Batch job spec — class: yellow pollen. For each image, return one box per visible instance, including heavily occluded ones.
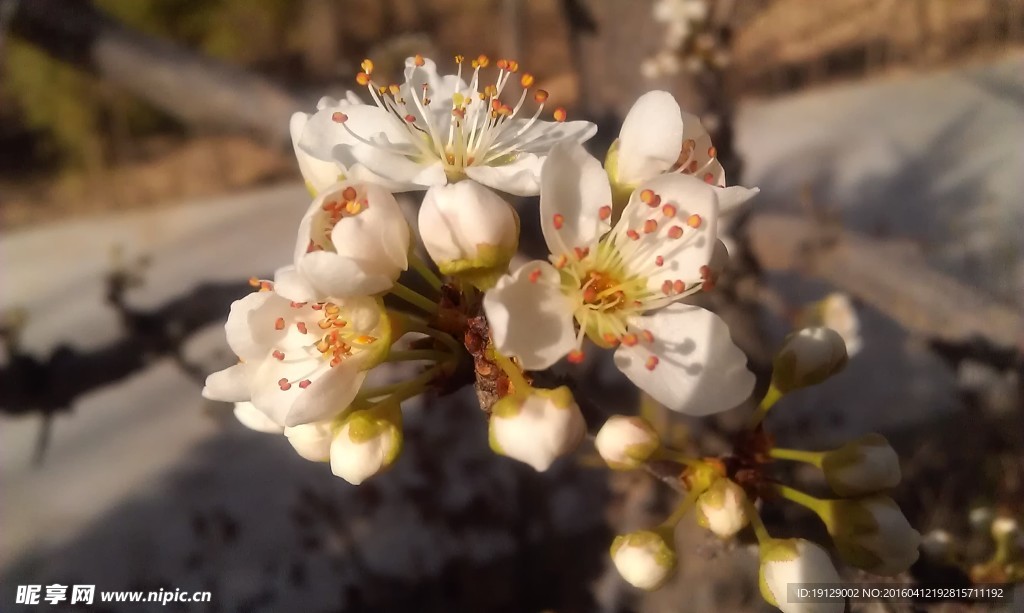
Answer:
[360,59,374,74]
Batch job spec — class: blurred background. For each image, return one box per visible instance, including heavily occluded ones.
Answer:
[1,0,1021,611]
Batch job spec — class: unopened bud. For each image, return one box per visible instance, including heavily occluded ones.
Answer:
[695,478,750,538]
[489,386,585,472]
[821,433,901,496]
[759,538,843,612]
[822,495,921,576]
[594,415,660,470]
[285,421,334,462]
[772,327,849,393]
[330,401,403,485]
[610,530,676,590]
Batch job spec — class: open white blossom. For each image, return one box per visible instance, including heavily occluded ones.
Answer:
[273,182,410,302]
[824,495,921,576]
[297,55,597,196]
[821,433,901,496]
[594,415,661,470]
[201,289,390,427]
[489,386,585,471]
[331,401,403,485]
[611,530,677,590]
[760,538,844,613]
[483,142,756,415]
[606,91,756,216]
[418,180,519,284]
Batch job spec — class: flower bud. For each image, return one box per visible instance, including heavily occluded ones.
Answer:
[992,516,1019,540]
[233,401,285,434]
[797,293,862,357]
[418,181,519,289]
[821,433,901,497]
[285,421,334,462]
[610,530,676,590]
[759,538,843,613]
[823,495,921,576]
[772,327,849,393]
[594,415,660,470]
[695,478,750,539]
[489,386,585,472]
[330,401,403,485]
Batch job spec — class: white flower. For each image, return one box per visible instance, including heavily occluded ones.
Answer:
[759,538,844,613]
[201,289,390,427]
[330,400,403,485]
[821,433,901,497]
[233,401,285,433]
[285,421,334,462]
[418,180,519,285]
[606,91,757,216]
[695,478,750,538]
[297,55,597,196]
[823,495,921,576]
[488,386,585,471]
[772,327,849,393]
[291,93,362,196]
[611,530,676,590]
[483,142,755,415]
[273,181,410,302]
[594,415,660,470]
[797,293,862,357]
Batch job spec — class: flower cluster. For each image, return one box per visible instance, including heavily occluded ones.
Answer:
[201,54,918,612]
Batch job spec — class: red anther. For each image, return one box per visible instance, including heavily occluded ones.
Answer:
[583,287,597,303]
[491,98,502,112]
[668,225,684,239]
[342,186,358,201]
[704,173,715,184]
[533,90,549,103]
[686,214,702,228]
[553,107,567,122]
[672,280,685,294]
[414,54,425,67]
[274,317,286,330]
[643,219,658,234]
[645,356,660,371]
[298,379,312,389]
[331,112,348,123]
[662,280,673,295]
[452,108,466,119]
[311,303,324,310]
[278,378,292,391]
[626,229,640,241]
[655,255,664,267]
[567,349,585,364]
[574,246,590,260]
[528,268,542,284]
[330,356,341,367]
[272,350,285,361]
[622,333,638,347]
[248,276,261,287]
[296,322,308,334]
[598,205,612,220]
[602,332,620,346]
[507,60,519,72]
[404,114,417,123]
[552,213,565,230]
[641,329,655,344]
[356,72,371,86]
[290,301,306,308]
[640,189,656,205]
[662,204,677,218]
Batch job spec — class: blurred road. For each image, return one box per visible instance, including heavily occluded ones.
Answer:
[1,54,1022,610]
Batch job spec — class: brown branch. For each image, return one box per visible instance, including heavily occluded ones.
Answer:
[747,212,1021,351]
[7,0,303,147]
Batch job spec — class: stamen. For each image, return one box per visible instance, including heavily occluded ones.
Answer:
[686,214,702,229]
[553,213,565,230]
[332,112,348,123]
[567,349,585,364]
[274,317,285,331]
[272,350,285,361]
[278,378,292,391]
[622,333,638,347]
[645,356,660,371]
[643,219,658,234]
[662,204,677,217]
[598,205,612,220]
[296,322,308,334]
[528,268,542,283]
[298,379,312,389]
[553,107,567,122]
[668,226,684,239]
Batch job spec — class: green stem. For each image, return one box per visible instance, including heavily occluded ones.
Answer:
[748,383,784,429]
[357,362,449,405]
[743,498,772,545]
[489,346,530,392]
[401,318,465,356]
[389,283,439,314]
[409,252,444,292]
[659,483,705,529]
[651,448,700,467]
[775,484,827,516]
[386,349,450,363]
[769,447,825,467]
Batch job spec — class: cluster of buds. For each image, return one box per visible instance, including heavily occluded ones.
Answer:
[918,510,1024,584]
[199,53,920,612]
[641,0,730,79]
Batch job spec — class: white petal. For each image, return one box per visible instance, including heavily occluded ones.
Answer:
[465,153,544,196]
[233,401,284,433]
[299,103,411,161]
[251,358,366,427]
[679,110,723,186]
[202,364,250,402]
[347,143,447,188]
[616,91,684,184]
[224,291,277,361]
[512,119,598,154]
[483,262,577,370]
[539,142,613,254]
[291,112,344,194]
[299,251,394,298]
[285,421,334,461]
[614,306,754,415]
[715,185,759,216]
[272,265,320,303]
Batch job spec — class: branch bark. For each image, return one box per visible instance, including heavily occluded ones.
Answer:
[7,0,303,147]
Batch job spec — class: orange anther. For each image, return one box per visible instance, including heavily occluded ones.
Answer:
[528,268,542,284]
[296,322,308,334]
[360,59,374,74]
[673,280,685,294]
[641,329,655,344]
[553,107,567,122]
[356,72,371,86]
[414,54,425,67]
[640,189,656,205]
[497,59,508,70]
[552,213,565,230]
[645,356,660,371]
[342,186,358,202]
[643,219,658,234]
[274,317,285,330]
[533,89,549,103]
[622,333,638,347]
[686,214,702,228]
[520,73,535,88]
[567,349,585,364]
[248,276,261,287]
[476,54,490,67]
[598,205,611,220]
[668,225,684,239]
[662,204,677,217]
[626,229,640,241]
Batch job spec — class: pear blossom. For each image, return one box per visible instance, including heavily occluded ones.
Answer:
[594,415,661,470]
[488,386,585,471]
[759,538,844,613]
[202,288,391,427]
[418,180,519,285]
[273,181,410,302]
[611,530,677,590]
[285,421,334,462]
[606,91,756,218]
[823,495,921,576]
[772,327,849,393]
[797,293,862,357]
[291,93,362,196]
[330,400,403,485]
[695,478,750,538]
[483,142,756,415]
[233,401,285,434]
[821,433,901,497]
[296,55,597,196]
